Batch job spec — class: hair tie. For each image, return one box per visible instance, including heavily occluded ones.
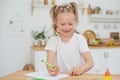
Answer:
[66,5,69,9]
[60,7,63,11]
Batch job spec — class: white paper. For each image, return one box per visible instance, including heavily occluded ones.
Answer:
[25,71,69,80]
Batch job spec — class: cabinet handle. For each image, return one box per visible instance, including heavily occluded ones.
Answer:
[104,52,106,58]
[107,52,109,58]
[104,51,109,58]
[104,52,105,58]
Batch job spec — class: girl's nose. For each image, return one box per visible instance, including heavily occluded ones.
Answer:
[64,25,70,29]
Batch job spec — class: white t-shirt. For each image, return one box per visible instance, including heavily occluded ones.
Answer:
[45,33,89,73]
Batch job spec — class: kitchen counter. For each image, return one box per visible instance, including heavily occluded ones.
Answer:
[32,45,120,51]
[0,71,120,80]
[89,45,120,49]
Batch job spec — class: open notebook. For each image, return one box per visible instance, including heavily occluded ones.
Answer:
[25,71,69,80]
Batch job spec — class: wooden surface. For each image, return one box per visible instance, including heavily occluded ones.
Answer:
[0,71,120,80]
[32,46,45,51]
[32,46,120,51]
[89,45,120,49]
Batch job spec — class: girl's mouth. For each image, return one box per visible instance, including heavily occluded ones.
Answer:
[62,30,71,33]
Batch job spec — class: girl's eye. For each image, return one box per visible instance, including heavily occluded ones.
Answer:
[69,23,73,25]
[61,24,65,26]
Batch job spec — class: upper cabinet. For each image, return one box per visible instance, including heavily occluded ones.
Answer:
[88,14,120,23]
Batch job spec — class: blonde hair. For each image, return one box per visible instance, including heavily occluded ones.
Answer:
[50,2,79,35]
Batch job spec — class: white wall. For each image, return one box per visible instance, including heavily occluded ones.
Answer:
[0,0,33,77]
[0,0,120,77]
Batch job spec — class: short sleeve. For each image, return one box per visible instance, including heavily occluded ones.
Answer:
[78,35,89,53]
[45,36,57,52]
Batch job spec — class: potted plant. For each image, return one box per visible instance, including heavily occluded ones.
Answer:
[37,28,46,47]
[32,26,51,47]
[94,6,101,14]
[35,27,47,47]
[32,31,40,47]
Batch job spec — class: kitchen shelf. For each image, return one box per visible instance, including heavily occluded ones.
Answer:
[32,46,45,51]
[31,2,53,15]
[88,14,120,23]
[31,1,86,15]
[32,4,52,7]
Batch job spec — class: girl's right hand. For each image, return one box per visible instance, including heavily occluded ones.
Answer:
[47,66,60,76]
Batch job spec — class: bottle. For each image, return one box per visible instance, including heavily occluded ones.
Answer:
[87,4,92,15]
[103,68,112,80]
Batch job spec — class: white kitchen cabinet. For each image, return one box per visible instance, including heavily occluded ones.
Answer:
[32,49,47,71]
[106,48,120,74]
[87,48,120,74]
[86,49,103,74]
[32,47,120,74]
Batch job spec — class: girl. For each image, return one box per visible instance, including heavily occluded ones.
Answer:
[45,2,94,76]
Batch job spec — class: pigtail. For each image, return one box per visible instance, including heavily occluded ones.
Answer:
[50,5,58,35]
[70,2,79,24]
[50,5,57,22]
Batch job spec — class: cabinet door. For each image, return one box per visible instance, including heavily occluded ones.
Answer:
[98,49,109,74]
[86,49,104,74]
[107,48,120,74]
[88,48,120,74]
[34,50,47,71]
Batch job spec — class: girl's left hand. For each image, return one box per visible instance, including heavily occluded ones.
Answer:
[69,67,83,76]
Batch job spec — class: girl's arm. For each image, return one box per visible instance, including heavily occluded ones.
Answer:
[46,50,59,76]
[69,51,94,76]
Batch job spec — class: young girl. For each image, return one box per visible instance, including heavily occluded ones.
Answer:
[45,2,94,76]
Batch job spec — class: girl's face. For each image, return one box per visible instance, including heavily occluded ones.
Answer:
[56,12,76,37]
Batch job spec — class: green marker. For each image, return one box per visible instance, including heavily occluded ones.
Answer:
[41,59,56,69]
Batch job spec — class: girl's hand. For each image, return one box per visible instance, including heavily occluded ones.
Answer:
[69,67,83,76]
[47,66,60,76]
